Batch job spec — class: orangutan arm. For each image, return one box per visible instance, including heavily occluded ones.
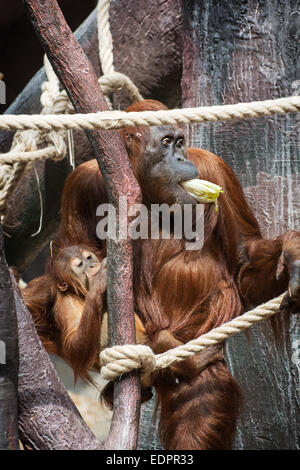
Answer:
[238,231,300,312]
[55,259,107,379]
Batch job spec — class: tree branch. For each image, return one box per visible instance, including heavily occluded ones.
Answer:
[0,224,18,450]
[2,0,183,272]
[22,0,141,449]
[12,273,103,450]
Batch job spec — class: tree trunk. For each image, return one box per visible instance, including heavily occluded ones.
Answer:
[0,225,19,450]
[137,396,161,450]
[182,0,300,449]
[13,273,103,450]
[23,0,144,449]
[2,0,183,272]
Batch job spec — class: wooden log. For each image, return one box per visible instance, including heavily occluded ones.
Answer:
[0,225,18,450]
[182,0,300,449]
[2,0,183,272]
[12,273,103,449]
[23,0,143,450]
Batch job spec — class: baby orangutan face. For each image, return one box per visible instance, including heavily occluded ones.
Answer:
[69,248,101,288]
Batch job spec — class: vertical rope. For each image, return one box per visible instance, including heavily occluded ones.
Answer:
[0,0,144,225]
[97,0,115,75]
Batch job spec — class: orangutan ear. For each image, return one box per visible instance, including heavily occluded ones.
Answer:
[125,131,143,148]
[125,133,133,144]
[57,282,68,292]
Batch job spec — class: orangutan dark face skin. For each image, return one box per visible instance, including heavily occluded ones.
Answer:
[136,126,199,206]
[61,246,101,288]
[58,99,300,450]
[22,244,107,381]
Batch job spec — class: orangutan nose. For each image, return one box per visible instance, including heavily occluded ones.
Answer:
[86,263,101,278]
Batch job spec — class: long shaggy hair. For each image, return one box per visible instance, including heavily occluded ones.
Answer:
[58,99,290,449]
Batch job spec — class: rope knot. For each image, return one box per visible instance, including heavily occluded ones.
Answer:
[100,344,156,381]
[99,72,143,103]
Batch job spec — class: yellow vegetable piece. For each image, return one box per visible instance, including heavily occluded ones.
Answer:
[180,179,223,212]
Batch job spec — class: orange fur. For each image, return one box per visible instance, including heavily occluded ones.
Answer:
[59,99,300,449]
[23,243,105,380]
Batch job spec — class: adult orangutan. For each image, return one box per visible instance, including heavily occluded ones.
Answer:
[59,99,300,450]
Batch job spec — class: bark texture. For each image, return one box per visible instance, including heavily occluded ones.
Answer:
[182,0,300,449]
[13,274,103,450]
[2,0,183,272]
[0,226,19,450]
[23,0,142,449]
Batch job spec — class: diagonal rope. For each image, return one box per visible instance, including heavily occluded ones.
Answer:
[100,292,286,381]
[0,2,298,381]
[0,0,142,224]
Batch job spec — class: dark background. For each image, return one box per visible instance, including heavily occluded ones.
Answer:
[0,0,97,113]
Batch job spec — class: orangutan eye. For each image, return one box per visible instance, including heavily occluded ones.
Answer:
[71,257,83,269]
[82,250,93,260]
[162,136,173,146]
[176,138,184,147]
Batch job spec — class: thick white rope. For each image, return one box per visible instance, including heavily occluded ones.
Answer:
[0,0,142,221]
[97,0,143,108]
[100,292,286,381]
[97,0,114,76]
[0,0,295,387]
[0,146,59,165]
[0,55,69,220]
[0,0,298,216]
[98,72,143,105]
[0,96,299,132]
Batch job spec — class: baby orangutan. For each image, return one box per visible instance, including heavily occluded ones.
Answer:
[22,244,147,383]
